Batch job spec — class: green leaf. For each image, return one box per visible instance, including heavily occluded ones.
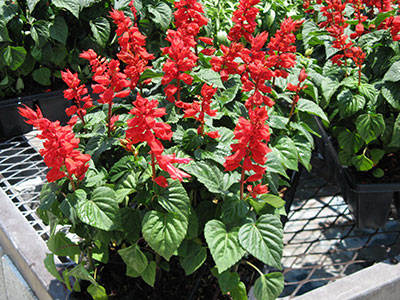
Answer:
[265,151,288,178]
[44,254,64,282]
[147,3,172,30]
[293,134,312,172]
[178,239,207,275]
[231,281,248,300]
[120,208,141,243]
[217,271,240,294]
[269,115,288,130]
[87,284,108,300]
[372,168,384,178]
[337,130,363,153]
[76,187,121,231]
[258,194,285,209]
[382,81,400,110]
[384,61,400,82]
[118,244,148,274]
[31,20,50,48]
[215,75,241,106]
[47,231,80,257]
[39,183,58,210]
[238,215,283,269]
[157,179,191,219]
[68,264,97,286]
[389,114,400,148]
[0,46,26,71]
[204,220,245,273]
[141,261,156,287]
[0,20,11,42]
[27,0,41,11]
[338,90,365,118]
[90,17,110,47]
[53,0,81,18]
[297,98,328,122]
[272,136,298,171]
[321,78,341,105]
[50,16,68,45]
[194,68,224,89]
[356,113,385,144]
[253,272,284,300]
[139,68,163,82]
[32,67,51,86]
[221,197,250,224]
[352,153,374,171]
[369,148,385,165]
[359,83,377,103]
[142,210,188,260]
[182,161,240,195]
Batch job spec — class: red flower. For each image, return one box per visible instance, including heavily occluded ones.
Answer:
[61,69,93,125]
[18,105,90,184]
[228,0,260,42]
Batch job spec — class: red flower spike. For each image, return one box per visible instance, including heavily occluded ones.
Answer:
[154,176,168,187]
[18,105,90,184]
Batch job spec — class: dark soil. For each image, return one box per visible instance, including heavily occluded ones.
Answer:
[351,152,400,184]
[70,249,257,300]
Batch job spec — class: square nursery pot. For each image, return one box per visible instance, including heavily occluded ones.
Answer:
[0,90,70,139]
[313,116,399,228]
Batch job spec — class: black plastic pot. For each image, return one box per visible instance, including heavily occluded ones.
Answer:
[314,117,399,228]
[0,90,70,139]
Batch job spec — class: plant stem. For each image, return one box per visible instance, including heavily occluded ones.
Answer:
[107,102,112,138]
[87,247,94,271]
[151,152,156,181]
[240,166,245,201]
[245,260,264,277]
[177,79,181,103]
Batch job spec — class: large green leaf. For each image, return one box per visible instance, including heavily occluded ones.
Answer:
[238,215,283,269]
[217,271,240,294]
[76,187,121,231]
[87,284,108,300]
[32,67,51,86]
[271,136,298,171]
[382,81,400,110]
[337,130,363,153]
[293,134,312,172]
[157,179,190,219]
[178,239,207,275]
[52,0,81,18]
[182,161,240,195]
[141,261,156,287]
[0,46,26,71]
[337,89,365,118]
[297,98,328,122]
[215,75,241,106]
[68,263,97,285]
[47,231,80,257]
[31,20,50,48]
[194,68,224,89]
[231,281,248,300]
[142,210,188,260]
[44,254,64,283]
[356,113,385,144]
[147,3,172,30]
[118,244,148,274]
[0,20,11,42]
[253,272,284,300]
[27,0,41,11]
[351,153,374,171]
[384,61,400,82]
[389,114,400,148]
[221,197,250,224]
[265,151,288,178]
[204,220,245,273]
[49,16,68,45]
[90,17,110,47]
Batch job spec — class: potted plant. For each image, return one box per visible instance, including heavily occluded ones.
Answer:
[17,0,327,299]
[298,0,400,228]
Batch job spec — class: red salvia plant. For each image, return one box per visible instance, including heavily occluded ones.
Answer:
[18,105,90,189]
[61,69,93,127]
[125,93,191,187]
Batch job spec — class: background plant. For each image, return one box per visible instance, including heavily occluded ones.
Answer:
[298,0,400,179]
